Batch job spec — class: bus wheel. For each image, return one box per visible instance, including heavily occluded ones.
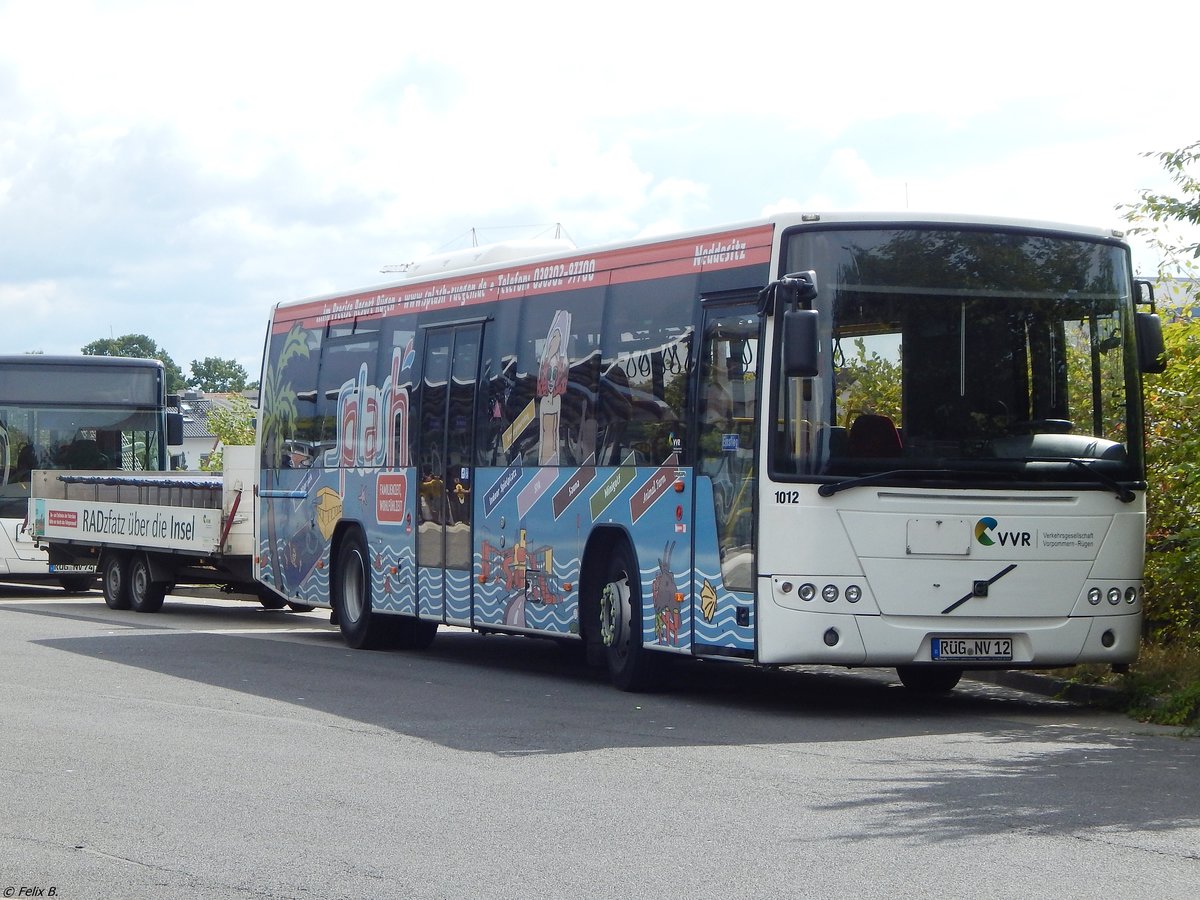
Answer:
[101,554,131,610]
[395,617,438,650]
[59,574,96,593]
[287,602,316,613]
[897,666,963,693]
[128,555,167,613]
[258,592,287,610]
[334,531,390,650]
[597,544,659,692]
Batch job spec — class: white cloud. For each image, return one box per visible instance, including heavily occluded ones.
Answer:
[0,0,1196,370]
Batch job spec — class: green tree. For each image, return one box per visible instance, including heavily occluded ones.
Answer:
[189,356,250,393]
[201,394,257,472]
[1142,318,1200,646]
[1118,139,1200,645]
[1119,139,1200,279]
[82,334,187,393]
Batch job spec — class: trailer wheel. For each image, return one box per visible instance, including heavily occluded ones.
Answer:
[596,542,660,692]
[333,531,392,650]
[101,554,131,610]
[128,554,167,613]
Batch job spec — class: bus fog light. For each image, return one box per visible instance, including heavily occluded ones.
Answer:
[823,628,840,647]
[1125,587,1137,604]
[845,585,862,603]
[799,583,816,602]
[780,581,794,594]
[1101,629,1116,648]
[1107,588,1121,606]
[1087,588,1102,605]
[822,584,839,602]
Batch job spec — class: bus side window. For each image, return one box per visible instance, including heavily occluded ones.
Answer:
[602,281,692,466]
[384,321,417,468]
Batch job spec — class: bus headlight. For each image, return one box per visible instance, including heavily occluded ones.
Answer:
[845,585,862,603]
[1107,588,1122,606]
[1125,587,1137,604]
[1088,588,1102,606]
[822,584,839,602]
[798,583,816,602]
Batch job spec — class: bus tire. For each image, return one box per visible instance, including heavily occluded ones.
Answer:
[896,665,963,693]
[334,531,391,650]
[597,542,659,692]
[128,554,167,613]
[287,602,316,613]
[395,617,438,650]
[101,553,131,610]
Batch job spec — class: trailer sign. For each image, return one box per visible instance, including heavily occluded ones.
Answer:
[32,499,221,554]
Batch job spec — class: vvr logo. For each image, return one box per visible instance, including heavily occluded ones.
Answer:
[975,517,1032,547]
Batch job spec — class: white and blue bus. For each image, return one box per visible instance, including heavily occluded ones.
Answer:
[0,355,177,591]
[255,212,1164,691]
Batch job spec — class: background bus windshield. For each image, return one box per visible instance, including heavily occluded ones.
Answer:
[776,227,1141,482]
[0,361,166,520]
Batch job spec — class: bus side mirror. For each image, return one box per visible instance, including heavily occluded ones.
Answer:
[1136,311,1166,374]
[783,308,820,378]
[167,411,184,445]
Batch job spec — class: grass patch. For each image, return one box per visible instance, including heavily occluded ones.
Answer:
[1054,642,1200,732]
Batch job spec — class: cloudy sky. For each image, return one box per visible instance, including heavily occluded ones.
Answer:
[1,0,1195,381]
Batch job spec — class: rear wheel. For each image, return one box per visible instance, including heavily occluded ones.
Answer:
[394,617,438,650]
[597,542,659,692]
[334,531,393,650]
[128,554,167,613]
[101,554,131,610]
[897,665,963,693]
[256,592,286,614]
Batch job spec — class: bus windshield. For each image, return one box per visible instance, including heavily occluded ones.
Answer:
[0,359,168,521]
[775,226,1142,483]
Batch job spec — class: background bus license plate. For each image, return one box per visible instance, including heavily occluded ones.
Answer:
[931,637,1013,661]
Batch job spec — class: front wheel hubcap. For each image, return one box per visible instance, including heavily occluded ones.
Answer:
[599,578,627,648]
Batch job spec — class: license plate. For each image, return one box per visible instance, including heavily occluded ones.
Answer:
[931,637,1013,662]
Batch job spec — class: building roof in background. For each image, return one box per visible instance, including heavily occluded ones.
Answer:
[168,390,257,439]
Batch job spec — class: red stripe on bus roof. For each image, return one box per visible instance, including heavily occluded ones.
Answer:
[271,223,774,332]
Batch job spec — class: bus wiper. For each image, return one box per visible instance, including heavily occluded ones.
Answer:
[1025,457,1136,504]
[817,469,957,498]
[818,461,1137,502]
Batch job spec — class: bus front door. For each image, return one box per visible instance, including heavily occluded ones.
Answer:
[695,299,761,595]
[416,323,482,624]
